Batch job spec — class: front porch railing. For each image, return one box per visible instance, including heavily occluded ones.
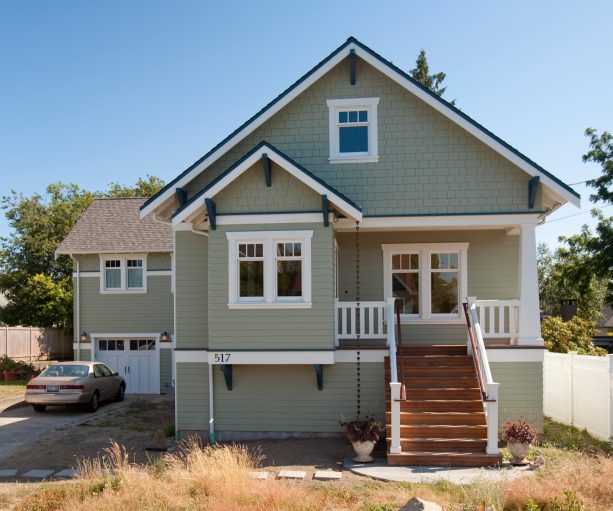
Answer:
[335,300,388,345]
[473,299,520,340]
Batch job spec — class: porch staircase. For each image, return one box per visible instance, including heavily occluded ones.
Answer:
[384,345,502,467]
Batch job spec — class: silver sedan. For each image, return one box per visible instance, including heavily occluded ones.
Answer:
[25,361,126,413]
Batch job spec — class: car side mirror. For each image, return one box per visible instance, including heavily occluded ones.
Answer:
[113,372,119,376]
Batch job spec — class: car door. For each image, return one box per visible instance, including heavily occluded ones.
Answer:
[93,364,112,400]
[99,363,119,398]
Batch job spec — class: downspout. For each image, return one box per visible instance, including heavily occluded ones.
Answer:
[73,256,80,362]
[208,362,216,444]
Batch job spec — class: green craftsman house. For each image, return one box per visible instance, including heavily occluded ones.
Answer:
[58,38,580,466]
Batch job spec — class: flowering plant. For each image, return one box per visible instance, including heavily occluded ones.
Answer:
[502,419,536,444]
[340,417,382,443]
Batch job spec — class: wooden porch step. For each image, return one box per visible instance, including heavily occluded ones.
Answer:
[384,355,473,367]
[386,437,488,452]
[386,424,488,438]
[387,451,502,467]
[397,345,467,356]
[397,377,479,388]
[391,366,476,376]
[386,411,485,426]
[389,400,484,412]
[386,388,482,400]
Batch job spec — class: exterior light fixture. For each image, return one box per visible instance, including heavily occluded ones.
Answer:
[160,331,170,342]
[80,331,89,343]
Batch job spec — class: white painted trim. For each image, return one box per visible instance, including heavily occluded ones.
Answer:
[327,97,379,163]
[516,224,544,346]
[336,214,541,231]
[58,249,172,255]
[159,342,173,349]
[334,350,388,363]
[99,254,148,294]
[208,351,335,365]
[74,271,171,278]
[217,213,332,226]
[170,146,362,227]
[141,41,578,220]
[226,230,314,240]
[228,302,313,309]
[485,348,544,363]
[174,222,209,236]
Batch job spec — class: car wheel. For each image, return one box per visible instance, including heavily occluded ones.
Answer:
[32,404,46,413]
[87,391,100,413]
[115,383,125,402]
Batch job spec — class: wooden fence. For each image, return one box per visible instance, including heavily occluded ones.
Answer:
[0,327,73,361]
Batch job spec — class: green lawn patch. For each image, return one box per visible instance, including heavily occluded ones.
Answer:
[542,416,613,454]
[0,379,27,400]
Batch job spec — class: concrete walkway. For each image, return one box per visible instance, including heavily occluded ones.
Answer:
[343,458,533,484]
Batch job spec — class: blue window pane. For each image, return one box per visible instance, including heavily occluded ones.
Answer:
[338,111,348,123]
[359,110,368,122]
[348,111,358,122]
[339,126,368,153]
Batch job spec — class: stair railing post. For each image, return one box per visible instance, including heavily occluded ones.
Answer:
[466,296,477,356]
[389,382,402,454]
[386,297,401,454]
[485,382,500,455]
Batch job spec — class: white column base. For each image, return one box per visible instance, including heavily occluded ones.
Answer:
[485,382,500,455]
[389,382,402,454]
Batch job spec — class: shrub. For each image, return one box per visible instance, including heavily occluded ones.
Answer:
[542,316,606,355]
[0,356,18,372]
[340,417,382,443]
[502,419,537,444]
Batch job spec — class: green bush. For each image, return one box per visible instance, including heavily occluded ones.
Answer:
[542,316,606,356]
[0,355,18,372]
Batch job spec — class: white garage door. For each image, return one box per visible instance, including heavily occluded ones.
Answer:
[95,338,159,394]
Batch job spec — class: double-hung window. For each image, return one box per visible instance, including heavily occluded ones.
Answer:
[382,243,468,322]
[327,98,379,163]
[228,231,312,308]
[100,255,146,293]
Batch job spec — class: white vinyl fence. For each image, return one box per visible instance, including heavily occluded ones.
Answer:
[544,351,613,440]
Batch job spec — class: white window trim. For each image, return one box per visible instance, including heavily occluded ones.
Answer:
[227,231,313,309]
[99,254,147,294]
[382,243,468,323]
[327,97,379,163]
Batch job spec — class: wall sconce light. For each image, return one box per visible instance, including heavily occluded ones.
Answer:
[80,331,89,343]
[160,331,170,342]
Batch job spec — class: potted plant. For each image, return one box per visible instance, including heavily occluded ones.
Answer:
[0,356,20,381]
[341,417,382,463]
[502,419,536,465]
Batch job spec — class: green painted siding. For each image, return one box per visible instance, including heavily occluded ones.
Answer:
[74,253,170,272]
[214,161,322,214]
[213,363,384,433]
[208,223,335,350]
[160,349,172,393]
[176,362,209,432]
[148,253,172,271]
[175,231,208,349]
[79,276,173,333]
[79,348,92,361]
[491,361,543,433]
[185,57,537,216]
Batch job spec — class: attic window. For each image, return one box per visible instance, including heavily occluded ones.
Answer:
[327,97,379,164]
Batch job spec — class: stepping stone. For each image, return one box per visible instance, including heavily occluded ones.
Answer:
[0,470,18,477]
[21,469,55,479]
[277,470,306,480]
[54,469,76,478]
[313,470,342,481]
[249,471,268,480]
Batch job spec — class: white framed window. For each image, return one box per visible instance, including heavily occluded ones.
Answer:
[227,231,313,309]
[100,254,147,293]
[382,243,468,322]
[327,97,379,163]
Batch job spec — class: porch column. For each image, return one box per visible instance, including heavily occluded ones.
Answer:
[516,223,543,346]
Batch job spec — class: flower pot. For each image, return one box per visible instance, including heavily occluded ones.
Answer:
[3,371,19,381]
[352,440,376,463]
[507,440,531,464]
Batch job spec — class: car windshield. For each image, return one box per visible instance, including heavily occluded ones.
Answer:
[40,365,89,378]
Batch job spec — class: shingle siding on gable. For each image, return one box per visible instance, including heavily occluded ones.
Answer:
[214,161,322,214]
[185,57,536,216]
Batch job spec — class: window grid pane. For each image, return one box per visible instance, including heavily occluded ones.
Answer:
[239,260,264,297]
[277,260,302,297]
[105,268,121,289]
[127,268,143,288]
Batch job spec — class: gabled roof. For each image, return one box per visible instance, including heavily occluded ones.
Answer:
[141,37,580,220]
[56,198,173,255]
[172,141,362,227]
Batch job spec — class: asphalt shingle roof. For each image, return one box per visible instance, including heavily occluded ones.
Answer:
[56,198,173,255]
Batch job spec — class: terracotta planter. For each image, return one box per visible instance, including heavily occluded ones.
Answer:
[352,440,376,463]
[3,371,19,381]
[507,440,531,464]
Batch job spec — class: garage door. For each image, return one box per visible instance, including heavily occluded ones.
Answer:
[95,338,159,394]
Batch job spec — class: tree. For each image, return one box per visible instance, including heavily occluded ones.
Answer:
[409,49,456,105]
[0,177,165,329]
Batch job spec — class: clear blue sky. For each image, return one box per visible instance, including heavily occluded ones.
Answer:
[1,1,612,247]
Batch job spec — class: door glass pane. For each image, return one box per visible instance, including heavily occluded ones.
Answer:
[147,340,156,351]
[392,273,419,314]
[107,340,116,351]
[277,261,302,297]
[139,340,147,350]
[339,126,368,153]
[99,340,107,351]
[239,261,264,297]
[431,272,459,314]
[116,340,124,351]
[130,340,138,351]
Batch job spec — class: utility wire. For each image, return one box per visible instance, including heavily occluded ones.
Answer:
[546,204,613,223]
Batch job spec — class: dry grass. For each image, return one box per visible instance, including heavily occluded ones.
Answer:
[0,380,26,400]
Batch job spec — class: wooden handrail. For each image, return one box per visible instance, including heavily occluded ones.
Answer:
[395,301,407,401]
[462,302,487,401]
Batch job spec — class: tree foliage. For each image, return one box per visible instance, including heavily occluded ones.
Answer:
[409,49,456,105]
[0,176,165,329]
[542,316,606,356]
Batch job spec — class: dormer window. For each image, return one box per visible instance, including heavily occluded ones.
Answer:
[327,97,379,164]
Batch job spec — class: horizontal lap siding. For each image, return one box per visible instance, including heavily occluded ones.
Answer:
[491,362,543,432]
[185,58,536,216]
[75,253,171,272]
[147,253,172,271]
[79,277,173,333]
[213,363,384,432]
[208,223,335,350]
[80,349,92,361]
[175,232,208,349]
[160,349,172,393]
[176,362,209,431]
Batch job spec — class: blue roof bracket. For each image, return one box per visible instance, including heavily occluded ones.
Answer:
[349,49,356,85]
[262,153,272,187]
[314,364,323,391]
[322,194,329,227]
[219,364,232,391]
[175,188,187,208]
[205,198,217,230]
[528,176,540,209]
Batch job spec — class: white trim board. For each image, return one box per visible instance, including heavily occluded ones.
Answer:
[141,40,579,221]
[485,348,544,363]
